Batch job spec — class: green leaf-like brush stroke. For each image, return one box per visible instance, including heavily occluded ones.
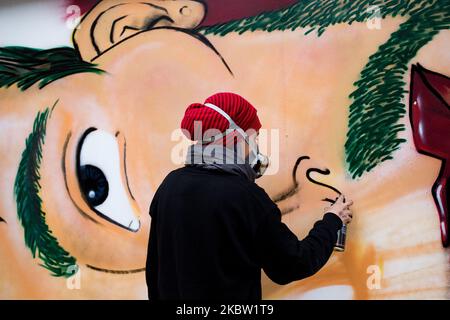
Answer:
[200,0,449,178]
[0,46,103,91]
[14,103,78,277]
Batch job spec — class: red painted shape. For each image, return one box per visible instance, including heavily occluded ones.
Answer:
[65,0,97,15]
[66,0,299,26]
[199,0,299,26]
[410,64,450,247]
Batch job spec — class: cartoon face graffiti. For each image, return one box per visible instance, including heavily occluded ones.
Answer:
[0,0,449,299]
[0,24,235,299]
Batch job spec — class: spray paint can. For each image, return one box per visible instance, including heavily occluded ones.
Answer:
[334,224,347,252]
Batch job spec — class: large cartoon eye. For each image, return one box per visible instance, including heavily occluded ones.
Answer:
[77,128,140,232]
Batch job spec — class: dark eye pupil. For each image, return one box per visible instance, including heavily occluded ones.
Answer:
[78,165,109,207]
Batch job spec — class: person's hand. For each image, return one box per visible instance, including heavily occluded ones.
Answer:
[324,194,353,225]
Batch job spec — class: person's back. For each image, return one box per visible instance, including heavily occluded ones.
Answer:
[147,165,268,300]
[146,92,353,300]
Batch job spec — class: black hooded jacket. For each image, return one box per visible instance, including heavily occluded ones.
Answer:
[146,165,343,300]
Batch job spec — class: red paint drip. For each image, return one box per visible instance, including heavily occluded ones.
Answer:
[410,64,450,247]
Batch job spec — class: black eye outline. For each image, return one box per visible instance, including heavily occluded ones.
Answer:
[76,127,138,232]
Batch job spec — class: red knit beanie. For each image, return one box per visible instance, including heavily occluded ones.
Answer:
[181,92,262,141]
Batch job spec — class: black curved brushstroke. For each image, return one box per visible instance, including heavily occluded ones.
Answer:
[122,136,136,201]
[142,2,170,14]
[110,15,127,44]
[305,167,342,204]
[91,26,234,76]
[90,2,175,56]
[115,131,136,200]
[86,264,145,274]
[272,155,344,216]
[90,3,127,56]
[272,156,310,203]
[0,217,5,223]
[62,132,99,224]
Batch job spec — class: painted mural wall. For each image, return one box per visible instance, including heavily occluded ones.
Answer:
[0,0,449,299]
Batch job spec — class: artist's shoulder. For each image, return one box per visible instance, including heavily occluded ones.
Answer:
[235,178,277,209]
[155,167,187,190]
[166,166,188,177]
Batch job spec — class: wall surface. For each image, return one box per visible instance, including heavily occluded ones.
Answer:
[0,0,449,299]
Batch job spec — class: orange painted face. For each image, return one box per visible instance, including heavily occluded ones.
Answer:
[0,27,236,299]
[1,1,449,299]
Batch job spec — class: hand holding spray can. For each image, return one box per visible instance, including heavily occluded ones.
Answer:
[323,194,353,252]
[308,166,353,252]
[333,195,352,251]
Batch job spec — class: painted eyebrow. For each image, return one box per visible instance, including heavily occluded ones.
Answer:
[14,101,78,278]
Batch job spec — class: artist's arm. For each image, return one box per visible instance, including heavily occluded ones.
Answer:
[255,195,352,285]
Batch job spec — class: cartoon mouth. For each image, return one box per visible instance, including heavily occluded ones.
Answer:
[86,264,145,274]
